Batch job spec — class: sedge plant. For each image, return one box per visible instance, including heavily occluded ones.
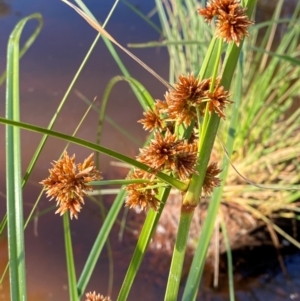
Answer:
[6,1,299,301]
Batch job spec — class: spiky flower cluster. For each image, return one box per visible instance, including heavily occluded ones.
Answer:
[40,152,102,219]
[139,74,231,132]
[85,292,111,301]
[138,130,198,180]
[125,169,160,211]
[202,162,222,195]
[126,72,226,211]
[198,0,253,46]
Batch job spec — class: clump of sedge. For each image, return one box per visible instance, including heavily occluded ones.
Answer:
[127,71,227,211]
[42,1,245,216]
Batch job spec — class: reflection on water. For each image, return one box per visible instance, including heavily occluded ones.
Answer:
[0,0,299,300]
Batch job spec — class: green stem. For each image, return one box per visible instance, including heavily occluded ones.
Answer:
[199,39,223,149]
[220,221,235,301]
[117,187,171,301]
[164,208,194,301]
[184,113,221,206]
[210,39,223,92]
[63,214,78,301]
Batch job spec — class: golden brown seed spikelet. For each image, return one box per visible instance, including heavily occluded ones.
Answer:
[85,291,112,301]
[166,74,210,126]
[137,130,197,180]
[40,152,102,219]
[174,141,198,180]
[125,169,160,211]
[216,4,253,46]
[155,99,169,112]
[125,186,160,211]
[198,1,218,22]
[138,130,178,171]
[202,162,222,195]
[205,82,232,118]
[198,0,253,46]
[165,91,196,127]
[138,106,164,132]
[171,74,206,103]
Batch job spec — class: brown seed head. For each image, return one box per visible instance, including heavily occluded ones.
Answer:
[203,162,222,195]
[125,169,160,211]
[198,0,219,22]
[205,81,232,118]
[172,74,206,102]
[173,140,198,180]
[40,152,102,219]
[138,106,164,132]
[85,291,112,301]
[199,0,253,46]
[166,75,211,126]
[137,130,198,180]
[138,130,179,171]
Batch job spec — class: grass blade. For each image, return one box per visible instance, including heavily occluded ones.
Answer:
[63,214,78,301]
[76,190,126,297]
[220,220,235,301]
[5,13,42,301]
[117,187,171,301]
[122,0,162,34]
[0,14,43,86]
[74,91,142,147]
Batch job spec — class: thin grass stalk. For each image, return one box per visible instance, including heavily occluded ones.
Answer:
[63,214,78,301]
[5,14,43,301]
[77,190,126,297]
[220,220,235,301]
[117,186,172,301]
[0,216,7,236]
[122,0,162,33]
[88,195,114,297]
[93,73,150,296]
[92,72,156,298]
[91,70,157,296]
[74,90,142,147]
